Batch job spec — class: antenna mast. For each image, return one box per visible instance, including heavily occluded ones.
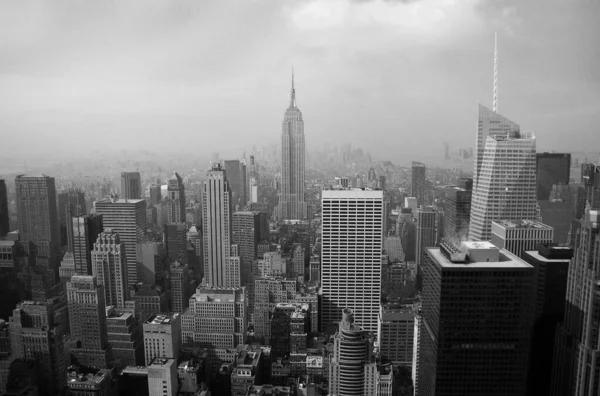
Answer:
[493,32,498,113]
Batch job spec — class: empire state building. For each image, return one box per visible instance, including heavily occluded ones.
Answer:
[278,75,307,221]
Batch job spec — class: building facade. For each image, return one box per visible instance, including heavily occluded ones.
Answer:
[536,153,571,200]
[120,172,142,200]
[166,172,185,224]
[91,230,129,308]
[490,219,554,258]
[411,162,426,207]
[143,313,181,365]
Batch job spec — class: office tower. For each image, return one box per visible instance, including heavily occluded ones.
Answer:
[328,308,376,396]
[143,313,181,365]
[202,163,237,287]
[416,206,437,268]
[384,236,404,262]
[539,184,573,243]
[490,220,554,257]
[91,230,129,308]
[278,74,307,222]
[232,211,268,285]
[10,301,66,396]
[71,214,104,275]
[378,305,415,369]
[418,241,535,396]
[95,197,147,285]
[131,284,168,320]
[106,307,144,367]
[442,179,472,241]
[470,107,538,241]
[379,175,386,191]
[224,160,246,210]
[57,188,86,220]
[181,286,247,370]
[164,223,188,265]
[15,174,61,269]
[226,244,241,289]
[0,180,9,237]
[253,277,296,341]
[521,244,573,396]
[248,155,260,205]
[166,172,185,223]
[536,153,571,200]
[411,162,426,206]
[147,358,178,396]
[138,241,166,287]
[321,188,383,335]
[291,244,305,280]
[308,255,320,283]
[398,211,416,262]
[149,184,162,206]
[169,261,189,313]
[66,275,112,369]
[404,197,418,214]
[65,367,113,396]
[156,203,168,229]
[551,208,600,396]
[121,172,142,200]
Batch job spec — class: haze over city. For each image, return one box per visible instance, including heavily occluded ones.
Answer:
[1,0,599,165]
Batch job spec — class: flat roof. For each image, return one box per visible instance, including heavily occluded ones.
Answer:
[322,189,383,198]
[493,219,552,229]
[522,250,571,263]
[428,247,533,269]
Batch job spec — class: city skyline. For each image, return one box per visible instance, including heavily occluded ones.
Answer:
[0,1,598,162]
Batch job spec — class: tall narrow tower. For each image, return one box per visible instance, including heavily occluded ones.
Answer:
[166,172,185,223]
[278,73,307,221]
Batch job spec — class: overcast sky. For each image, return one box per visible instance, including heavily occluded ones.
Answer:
[1,0,598,163]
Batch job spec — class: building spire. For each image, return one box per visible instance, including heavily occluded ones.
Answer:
[290,67,296,108]
[493,31,498,113]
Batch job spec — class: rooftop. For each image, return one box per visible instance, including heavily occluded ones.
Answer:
[149,357,175,367]
[428,243,533,269]
[493,219,553,229]
[67,370,110,387]
[145,313,178,325]
[522,250,572,263]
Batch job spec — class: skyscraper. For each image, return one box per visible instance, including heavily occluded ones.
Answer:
[143,313,181,365]
[169,261,189,313]
[418,241,535,395]
[164,223,188,265]
[57,188,86,226]
[95,197,147,285]
[321,188,383,334]
[442,178,472,242]
[536,153,571,200]
[91,230,129,308]
[224,160,246,210]
[490,220,554,258]
[121,172,142,200]
[551,208,600,396]
[411,162,426,207]
[15,174,61,269]
[232,211,267,286]
[66,275,112,369]
[278,74,307,221]
[0,180,8,238]
[469,115,537,241]
[202,164,237,287]
[328,308,377,396]
[149,184,162,206]
[166,172,185,224]
[71,214,104,275]
[416,206,437,269]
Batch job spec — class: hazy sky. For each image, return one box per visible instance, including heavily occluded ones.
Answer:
[1,0,598,163]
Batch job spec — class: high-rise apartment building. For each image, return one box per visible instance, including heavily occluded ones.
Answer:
[71,214,103,275]
[91,230,129,308]
[0,180,8,237]
[321,188,383,335]
[166,172,185,223]
[521,244,573,396]
[411,162,426,207]
[490,220,554,258]
[169,261,189,313]
[66,275,112,369]
[442,178,472,242]
[378,305,415,369]
[10,300,66,396]
[181,286,247,370]
[95,198,147,285]
[469,109,537,241]
[120,172,142,200]
[328,308,377,396]
[536,153,571,200]
[143,313,181,365]
[15,174,61,269]
[418,241,535,395]
[551,208,600,396]
[278,75,307,221]
[202,164,238,287]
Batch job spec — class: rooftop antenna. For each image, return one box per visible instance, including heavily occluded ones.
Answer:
[493,31,498,113]
[290,67,296,108]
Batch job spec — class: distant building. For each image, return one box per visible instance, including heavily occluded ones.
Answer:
[15,174,61,269]
[120,172,142,200]
[417,241,535,395]
[253,277,296,341]
[169,261,190,313]
[138,241,166,287]
[224,160,247,211]
[71,214,104,276]
[130,284,168,320]
[147,358,178,396]
[536,153,571,200]
[166,172,185,224]
[149,184,162,206]
[143,313,181,365]
[490,220,554,258]
[378,305,415,369]
[411,162,426,207]
[91,230,129,308]
[95,198,147,285]
[442,180,472,242]
[0,180,9,238]
[308,256,320,284]
[164,223,188,265]
[232,211,268,286]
